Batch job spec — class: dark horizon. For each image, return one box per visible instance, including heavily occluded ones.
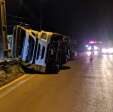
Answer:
[6,0,113,42]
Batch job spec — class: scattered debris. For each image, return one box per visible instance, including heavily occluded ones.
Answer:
[0,59,24,87]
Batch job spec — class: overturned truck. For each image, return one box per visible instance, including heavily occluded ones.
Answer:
[12,25,71,73]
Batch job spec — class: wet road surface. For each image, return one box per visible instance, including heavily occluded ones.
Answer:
[0,55,113,112]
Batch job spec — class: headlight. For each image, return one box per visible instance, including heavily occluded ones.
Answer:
[94,46,98,50]
[102,48,108,53]
[108,48,113,53]
[102,48,113,54]
[87,46,92,51]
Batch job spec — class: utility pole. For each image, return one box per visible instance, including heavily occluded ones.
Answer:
[0,0,8,58]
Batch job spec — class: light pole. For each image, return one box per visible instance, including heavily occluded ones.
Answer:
[0,0,8,58]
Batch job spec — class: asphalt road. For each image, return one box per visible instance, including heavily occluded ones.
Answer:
[0,55,113,112]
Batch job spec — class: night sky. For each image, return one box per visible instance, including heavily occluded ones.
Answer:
[6,0,113,41]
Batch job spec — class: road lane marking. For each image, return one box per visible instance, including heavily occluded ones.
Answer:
[0,75,33,99]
